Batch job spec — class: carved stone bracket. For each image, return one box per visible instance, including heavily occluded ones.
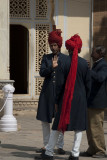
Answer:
[0,80,14,90]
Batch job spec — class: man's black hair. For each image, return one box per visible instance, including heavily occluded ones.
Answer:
[95,45,106,57]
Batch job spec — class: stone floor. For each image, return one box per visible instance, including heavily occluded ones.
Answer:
[0,110,107,160]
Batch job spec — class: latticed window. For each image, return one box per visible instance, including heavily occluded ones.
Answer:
[35,24,50,95]
[35,78,44,95]
[35,24,50,72]
[10,0,30,18]
[36,0,48,18]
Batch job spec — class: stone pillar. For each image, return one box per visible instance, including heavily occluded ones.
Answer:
[0,0,9,79]
[0,0,10,117]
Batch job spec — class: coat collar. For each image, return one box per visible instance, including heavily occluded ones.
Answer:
[94,57,103,64]
[92,58,104,69]
[52,52,61,57]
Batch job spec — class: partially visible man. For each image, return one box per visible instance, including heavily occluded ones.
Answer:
[41,34,91,160]
[36,30,67,155]
[81,45,107,158]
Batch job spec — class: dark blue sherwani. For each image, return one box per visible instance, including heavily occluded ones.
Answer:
[88,58,107,108]
[36,53,68,123]
[52,54,91,131]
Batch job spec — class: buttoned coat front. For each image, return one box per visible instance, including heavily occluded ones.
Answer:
[52,55,91,131]
[36,53,68,123]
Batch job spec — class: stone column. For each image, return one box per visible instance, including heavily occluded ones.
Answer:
[0,0,10,118]
[0,0,9,79]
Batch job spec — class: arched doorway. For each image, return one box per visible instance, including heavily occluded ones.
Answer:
[10,25,29,94]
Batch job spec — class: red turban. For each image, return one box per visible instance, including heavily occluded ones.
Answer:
[65,34,82,52]
[48,30,62,48]
[58,34,82,132]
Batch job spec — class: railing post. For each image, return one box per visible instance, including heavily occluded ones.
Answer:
[0,84,17,132]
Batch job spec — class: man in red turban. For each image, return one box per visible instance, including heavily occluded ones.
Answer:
[35,30,68,158]
[41,34,91,160]
[48,30,62,48]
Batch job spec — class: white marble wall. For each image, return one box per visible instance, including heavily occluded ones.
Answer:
[0,0,9,79]
[53,0,91,61]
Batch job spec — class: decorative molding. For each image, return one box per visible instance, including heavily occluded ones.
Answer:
[13,100,38,106]
[10,0,30,18]
[13,99,38,111]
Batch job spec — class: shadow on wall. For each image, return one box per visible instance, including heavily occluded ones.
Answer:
[62,17,107,62]
[93,17,107,61]
[55,0,90,17]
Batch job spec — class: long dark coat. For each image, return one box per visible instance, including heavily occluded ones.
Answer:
[52,54,91,131]
[88,58,107,108]
[36,53,68,123]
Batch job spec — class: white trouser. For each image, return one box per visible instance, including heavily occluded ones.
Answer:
[42,122,64,148]
[56,131,64,149]
[45,130,82,157]
[71,131,82,157]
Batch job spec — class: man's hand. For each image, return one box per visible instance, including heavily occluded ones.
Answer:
[55,104,58,112]
[52,55,58,68]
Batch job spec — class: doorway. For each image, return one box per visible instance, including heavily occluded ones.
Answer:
[10,25,29,94]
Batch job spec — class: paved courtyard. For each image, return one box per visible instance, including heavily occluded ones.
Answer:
[0,110,107,160]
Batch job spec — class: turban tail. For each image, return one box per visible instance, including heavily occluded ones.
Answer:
[48,30,62,48]
[58,34,82,132]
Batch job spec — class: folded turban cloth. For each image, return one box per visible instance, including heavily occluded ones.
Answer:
[58,34,82,132]
[48,30,62,48]
[65,34,82,52]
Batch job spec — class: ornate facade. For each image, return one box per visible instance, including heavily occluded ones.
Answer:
[9,0,53,107]
[0,0,91,109]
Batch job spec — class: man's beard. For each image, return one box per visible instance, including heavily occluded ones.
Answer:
[53,50,58,54]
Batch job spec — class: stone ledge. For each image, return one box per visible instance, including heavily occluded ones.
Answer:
[13,99,38,111]
[0,80,14,90]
